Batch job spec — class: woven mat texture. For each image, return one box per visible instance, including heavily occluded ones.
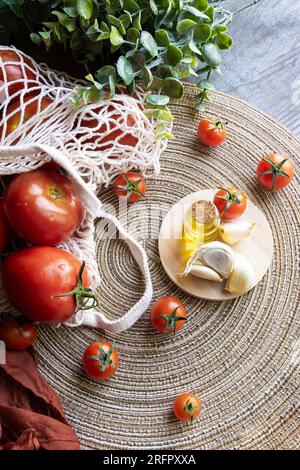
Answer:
[35,85,300,450]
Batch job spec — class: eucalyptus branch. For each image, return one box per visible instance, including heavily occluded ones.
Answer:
[0,0,263,138]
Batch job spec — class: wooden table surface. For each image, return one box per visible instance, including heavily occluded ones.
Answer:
[13,0,300,137]
[210,0,300,137]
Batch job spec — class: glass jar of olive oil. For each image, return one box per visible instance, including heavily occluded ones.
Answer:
[182,200,220,260]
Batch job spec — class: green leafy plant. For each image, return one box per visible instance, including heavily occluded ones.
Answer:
[0,0,263,138]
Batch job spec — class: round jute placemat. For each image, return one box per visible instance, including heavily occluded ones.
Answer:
[35,85,300,450]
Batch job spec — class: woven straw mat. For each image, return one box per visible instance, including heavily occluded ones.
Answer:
[35,85,300,450]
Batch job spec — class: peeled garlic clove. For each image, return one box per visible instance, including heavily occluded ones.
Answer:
[190,263,223,282]
[198,241,235,279]
[225,253,256,295]
[219,221,256,245]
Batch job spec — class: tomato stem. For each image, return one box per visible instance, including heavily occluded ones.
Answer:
[259,158,290,191]
[53,261,99,311]
[213,118,227,130]
[216,187,242,216]
[157,307,187,334]
[86,342,114,372]
[117,175,145,199]
[184,399,200,423]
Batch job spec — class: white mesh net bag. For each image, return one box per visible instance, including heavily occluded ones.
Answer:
[0,46,169,332]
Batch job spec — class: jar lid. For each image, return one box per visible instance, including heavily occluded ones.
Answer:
[191,200,218,224]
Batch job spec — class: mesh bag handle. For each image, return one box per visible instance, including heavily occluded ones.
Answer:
[0,144,153,332]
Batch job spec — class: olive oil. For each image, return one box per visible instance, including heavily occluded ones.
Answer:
[182,200,220,260]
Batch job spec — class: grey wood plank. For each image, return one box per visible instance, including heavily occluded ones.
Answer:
[207,0,300,137]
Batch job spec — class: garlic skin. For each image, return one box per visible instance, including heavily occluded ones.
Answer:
[197,241,235,279]
[189,262,223,282]
[225,253,256,295]
[219,221,256,245]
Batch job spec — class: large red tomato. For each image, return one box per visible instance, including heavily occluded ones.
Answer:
[80,104,138,151]
[0,199,8,252]
[3,169,83,245]
[0,50,36,97]
[1,246,94,323]
[1,94,52,139]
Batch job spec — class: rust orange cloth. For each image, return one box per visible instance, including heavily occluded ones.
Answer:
[0,349,80,450]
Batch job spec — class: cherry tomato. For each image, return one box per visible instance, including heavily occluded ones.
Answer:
[1,246,95,323]
[0,199,8,252]
[257,153,294,191]
[0,50,36,97]
[80,104,138,151]
[3,169,83,245]
[113,172,146,203]
[198,118,227,147]
[83,341,119,381]
[213,187,247,221]
[1,94,52,139]
[151,296,187,334]
[0,318,37,350]
[173,392,202,423]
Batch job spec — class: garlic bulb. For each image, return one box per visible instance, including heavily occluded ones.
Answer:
[197,241,235,278]
[189,262,222,282]
[219,221,256,245]
[225,253,256,294]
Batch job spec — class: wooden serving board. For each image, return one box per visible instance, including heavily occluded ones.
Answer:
[158,189,274,300]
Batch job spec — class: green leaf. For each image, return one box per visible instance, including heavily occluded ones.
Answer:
[163,77,183,99]
[189,39,201,56]
[185,6,209,19]
[216,33,233,50]
[202,43,221,66]
[124,0,140,13]
[143,66,153,88]
[215,26,228,34]
[71,30,82,51]
[195,101,206,112]
[214,66,223,77]
[176,19,197,35]
[198,79,214,90]
[101,21,110,32]
[157,109,174,122]
[194,24,211,42]
[63,6,78,18]
[108,15,126,35]
[133,10,141,30]
[127,27,140,42]
[204,5,214,22]
[96,32,110,41]
[109,75,115,98]
[155,29,170,47]
[30,33,42,45]
[140,31,158,57]
[149,0,158,15]
[76,0,93,20]
[110,26,124,46]
[166,44,183,66]
[146,94,170,106]
[96,65,116,84]
[193,0,208,11]
[117,56,134,85]
[3,0,22,17]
